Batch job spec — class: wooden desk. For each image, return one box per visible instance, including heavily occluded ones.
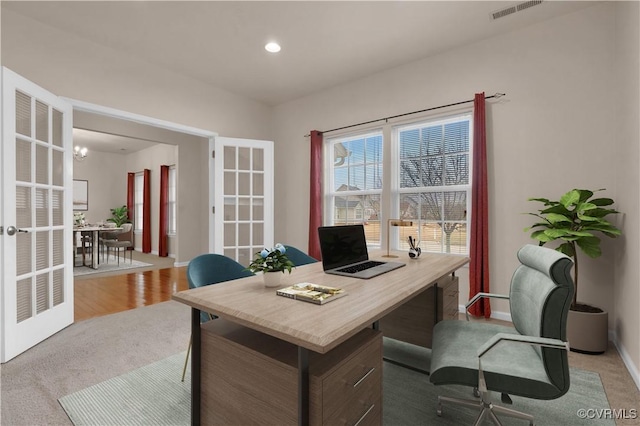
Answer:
[172,251,468,425]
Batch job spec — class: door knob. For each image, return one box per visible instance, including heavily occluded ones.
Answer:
[5,226,29,236]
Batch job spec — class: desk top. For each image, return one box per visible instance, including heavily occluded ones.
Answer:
[172,251,468,354]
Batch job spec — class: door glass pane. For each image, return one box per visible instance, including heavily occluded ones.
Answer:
[224,200,236,221]
[16,278,32,323]
[253,199,264,221]
[224,248,236,259]
[52,149,63,186]
[36,273,49,314]
[16,186,32,229]
[224,223,236,246]
[224,172,236,195]
[52,190,63,226]
[35,101,49,142]
[36,144,48,184]
[36,188,49,227]
[238,248,252,268]
[238,147,250,170]
[53,229,64,266]
[36,231,49,271]
[16,232,32,276]
[53,269,64,306]
[52,109,63,147]
[16,139,31,183]
[238,172,250,196]
[238,223,250,246]
[224,146,236,169]
[253,223,264,246]
[16,91,31,137]
[253,148,264,171]
[238,198,250,221]
[253,173,264,196]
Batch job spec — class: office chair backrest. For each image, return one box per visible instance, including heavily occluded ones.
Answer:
[509,244,574,393]
[283,245,318,267]
[187,254,255,322]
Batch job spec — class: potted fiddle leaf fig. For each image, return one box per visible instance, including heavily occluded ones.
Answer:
[107,205,131,227]
[525,188,621,353]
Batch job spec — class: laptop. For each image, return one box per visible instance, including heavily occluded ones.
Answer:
[318,224,405,279]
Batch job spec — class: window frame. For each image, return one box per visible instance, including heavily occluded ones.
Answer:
[167,165,177,236]
[134,172,144,233]
[322,109,473,255]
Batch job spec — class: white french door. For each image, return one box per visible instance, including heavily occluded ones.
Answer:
[1,67,74,362]
[210,137,274,267]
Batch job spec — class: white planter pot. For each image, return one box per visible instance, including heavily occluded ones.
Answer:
[567,308,608,354]
[263,271,283,288]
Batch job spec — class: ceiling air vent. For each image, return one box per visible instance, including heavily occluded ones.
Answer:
[491,0,543,20]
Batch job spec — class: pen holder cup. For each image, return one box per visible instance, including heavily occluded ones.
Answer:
[409,247,421,259]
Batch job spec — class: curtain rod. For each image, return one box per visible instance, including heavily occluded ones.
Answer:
[307,92,505,137]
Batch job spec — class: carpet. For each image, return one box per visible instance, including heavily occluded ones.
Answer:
[73,255,152,277]
[59,346,614,426]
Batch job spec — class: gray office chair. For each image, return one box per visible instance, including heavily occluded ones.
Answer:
[429,244,574,426]
[181,253,255,381]
[283,245,318,266]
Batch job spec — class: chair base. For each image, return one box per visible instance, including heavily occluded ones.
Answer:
[437,393,534,426]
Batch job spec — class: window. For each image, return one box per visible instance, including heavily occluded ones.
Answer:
[168,165,177,235]
[396,114,471,254]
[324,112,471,254]
[134,172,144,232]
[326,131,383,245]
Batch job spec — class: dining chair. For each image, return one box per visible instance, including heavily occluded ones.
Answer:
[181,253,255,382]
[103,223,133,265]
[283,245,318,266]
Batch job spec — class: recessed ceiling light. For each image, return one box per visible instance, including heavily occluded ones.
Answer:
[265,42,281,53]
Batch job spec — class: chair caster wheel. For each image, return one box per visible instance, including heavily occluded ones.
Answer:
[473,387,480,398]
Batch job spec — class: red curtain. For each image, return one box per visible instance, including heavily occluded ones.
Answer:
[308,130,323,260]
[158,165,169,257]
[127,172,135,222]
[468,92,491,318]
[142,169,151,253]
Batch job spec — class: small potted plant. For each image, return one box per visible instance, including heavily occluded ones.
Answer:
[525,188,621,353]
[247,243,295,288]
[107,205,130,227]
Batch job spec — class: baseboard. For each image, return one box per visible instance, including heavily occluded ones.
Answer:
[174,260,189,267]
[612,333,640,392]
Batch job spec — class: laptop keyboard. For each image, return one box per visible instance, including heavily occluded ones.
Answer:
[337,261,384,274]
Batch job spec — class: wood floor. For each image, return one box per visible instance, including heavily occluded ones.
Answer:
[74,265,188,322]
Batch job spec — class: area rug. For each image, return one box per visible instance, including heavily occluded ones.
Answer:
[59,349,614,426]
[73,255,152,277]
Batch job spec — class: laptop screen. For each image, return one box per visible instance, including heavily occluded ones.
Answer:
[318,225,369,270]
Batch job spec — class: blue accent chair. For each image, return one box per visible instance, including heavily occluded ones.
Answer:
[429,244,574,425]
[181,253,254,381]
[284,245,318,267]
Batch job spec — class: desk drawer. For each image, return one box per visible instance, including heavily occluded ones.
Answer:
[322,335,382,418]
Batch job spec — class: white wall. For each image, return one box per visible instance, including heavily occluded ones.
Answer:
[273,1,633,352]
[613,1,640,384]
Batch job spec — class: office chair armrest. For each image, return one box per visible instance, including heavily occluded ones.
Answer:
[465,293,509,321]
[477,333,569,358]
[475,333,569,395]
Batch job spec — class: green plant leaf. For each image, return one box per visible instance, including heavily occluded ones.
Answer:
[557,242,575,257]
[527,197,552,204]
[576,189,595,203]
[545,213,572,224]
[539,204,571,215]
[576,236,602,258]
[577,213,600,222]
[532,230,554,242]
[590,197,614,207]
[560,189,581,208]
[576,202,597,213]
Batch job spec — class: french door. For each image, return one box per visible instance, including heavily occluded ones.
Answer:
[1,67,74,362]
[210,137,274,267]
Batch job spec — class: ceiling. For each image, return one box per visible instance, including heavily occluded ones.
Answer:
[3,1,596,154]
[4,1,596,107]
